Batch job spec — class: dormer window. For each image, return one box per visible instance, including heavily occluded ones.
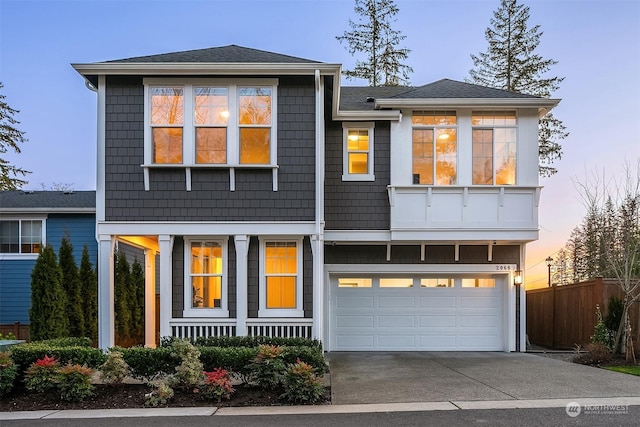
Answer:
[342,122,375,181]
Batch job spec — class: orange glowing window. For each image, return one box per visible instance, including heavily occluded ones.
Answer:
[151,87,183,164]
[195,87,227,164]
[412,111,457,185]
[472,112,517,185]
[265,242,297,309]
[190,241,223,309]
[239,87,272,164]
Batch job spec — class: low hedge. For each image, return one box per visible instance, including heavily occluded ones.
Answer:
[112,346,179,380]
[10,343,107,377]
[193,336,322,350]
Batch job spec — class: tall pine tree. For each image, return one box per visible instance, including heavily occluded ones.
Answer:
[0,82,30,190]
[29,245,68,340]
[58,236,85,337]
[114,251,131,344]
[467,0,567,176]
[79,245,98,345]
[337,0,412,86]
[130,258,145,345]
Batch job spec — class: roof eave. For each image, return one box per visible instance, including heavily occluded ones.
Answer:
[71,62,343,77]
[375,97,561,116]
[0,207,96,214]
[333,110,402,121]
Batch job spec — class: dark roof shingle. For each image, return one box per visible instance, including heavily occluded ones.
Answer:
[0,191,96,210]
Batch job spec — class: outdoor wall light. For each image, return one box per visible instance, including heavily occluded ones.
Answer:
[514,269,523,285]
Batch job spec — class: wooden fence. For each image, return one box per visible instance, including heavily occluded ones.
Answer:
[0,322,30,341]
[526,278,639,349]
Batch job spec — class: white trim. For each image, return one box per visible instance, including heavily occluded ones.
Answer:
[0,217,46,255]
[158,235,175,339]
[96,221,315,236]
[97,75,106,224]
[73,62,342,76]
[0,254,39,261]
[182,237,229,318]
[0,208,94,214]
[258,236,304,318]
[97,236,115,349]
[234,235,250,336]
[342,122,375,181]
[375,97,560,110]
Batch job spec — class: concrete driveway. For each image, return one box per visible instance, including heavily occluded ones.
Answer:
[326,352,640,405]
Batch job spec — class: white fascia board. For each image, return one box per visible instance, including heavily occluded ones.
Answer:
[97,221,316,236]
[71,62,343,77]
[0,208,95,214]
[325,263,517,274]
[324,230,391,242]
[390,229,539,242]
[375,97,560,113]
[333,110,401,121]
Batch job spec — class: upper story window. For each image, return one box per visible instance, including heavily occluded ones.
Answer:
[259,238,304,318]
[342,122,375,181]
[145,79,277,167]
[472,111,517,185]
[0,219,43,254]
[412,111,457,185]
[183,239,229,317]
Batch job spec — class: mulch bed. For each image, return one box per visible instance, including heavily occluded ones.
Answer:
[0,383,330,412]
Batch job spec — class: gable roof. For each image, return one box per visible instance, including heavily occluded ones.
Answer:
[0,191,96,213]
[104,45,321,64]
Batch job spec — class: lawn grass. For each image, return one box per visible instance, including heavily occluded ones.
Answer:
[604,365,640,376]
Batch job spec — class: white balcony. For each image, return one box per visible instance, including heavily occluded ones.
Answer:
[387,185,541,242]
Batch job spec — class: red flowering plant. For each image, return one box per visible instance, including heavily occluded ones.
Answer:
[199,368,234,402]
[25,354,61,393]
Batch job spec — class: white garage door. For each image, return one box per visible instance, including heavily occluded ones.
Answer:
[329,275,504,351]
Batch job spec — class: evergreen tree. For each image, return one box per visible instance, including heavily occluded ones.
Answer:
[58,236,85,337]
[114,251,131,343]
[0,82,30,190]
[467,0,567,177]
[337,0,412,86]
[29,245,68,340]
[79,245,98,345]
[130,258,145,344]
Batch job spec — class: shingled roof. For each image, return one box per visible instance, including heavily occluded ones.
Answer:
[104,45,321,64]
[0,191,96,212]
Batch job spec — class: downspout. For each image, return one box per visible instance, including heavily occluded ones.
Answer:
[313,69,325,345]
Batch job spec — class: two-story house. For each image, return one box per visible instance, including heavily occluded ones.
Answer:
[72,45,558,351]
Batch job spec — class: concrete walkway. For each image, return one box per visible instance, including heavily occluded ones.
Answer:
[326,352,640,404]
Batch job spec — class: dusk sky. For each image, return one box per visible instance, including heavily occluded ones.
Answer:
[1,0,639,287]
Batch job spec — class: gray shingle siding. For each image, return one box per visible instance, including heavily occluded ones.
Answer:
[324,121,390,230]
[104,76,316,222]
[325,244,520,265]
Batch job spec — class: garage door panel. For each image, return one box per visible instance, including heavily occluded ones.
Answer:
[419,314,456,327]
[336,315,374,328]
[459,314,500,327]
[459,296,499,309]
[378,335,415,348]
[336,296,374,309]
[419,296,456,308]
[378,315,415,328]
[419,335,457,348]
[377,296,414,309]
[458,334,502,349]
[336,335,374,349]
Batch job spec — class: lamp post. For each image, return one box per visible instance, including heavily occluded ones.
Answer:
[545,256,553,287]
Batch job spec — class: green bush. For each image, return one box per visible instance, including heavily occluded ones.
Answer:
[37,337,93,348]
[145,377,174,407]
[0,352,18,397]
[195,336,322,349]
[0,332,17,340]
[198,346,258,374]
[168,339,204,389]
[116,346,179,380]
[11,344,106,377]
[58,363,94,402]
[282,346,327,375]
[591,305,613,349]
[25,355,60,393]
[200,368,234,403]
[100,350,130,385]
[248,345,286,390]
[280,359,325,404]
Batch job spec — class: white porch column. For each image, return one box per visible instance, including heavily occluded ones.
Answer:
[234,235,249,336]
[97,235,115,350]
[158,235,174,340]
[144,248,157,348]
[311,235,324,342]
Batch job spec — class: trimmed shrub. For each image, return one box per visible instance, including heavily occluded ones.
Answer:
[37,337,93,348]
[25,355,60,393]
[10,343,106,377]
[100,350,130,385]
[80,245,98,346]
[168,339,205,389]
[145,377,174,407]
[195,336,322,349]
[58,236,85,338]
[282,346,328,375]
[58,363,94,402]
[29,245,68,340]
[117,346,179,380]
[114,252,131,344]
[0,352,18,397]
[200,368,234,402]
[280,359,325,404]
[198,346,258,374]
[248,345,286,390]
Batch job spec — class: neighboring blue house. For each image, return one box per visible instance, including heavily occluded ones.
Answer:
[72,45,560,351]
[0,191,97,328]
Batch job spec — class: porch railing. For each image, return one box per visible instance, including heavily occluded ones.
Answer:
[246,318,314,338]
[170,319,237,339]
[169,318,314,339]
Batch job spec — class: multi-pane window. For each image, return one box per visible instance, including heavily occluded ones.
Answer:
[342,123,374,181]
[412,111,457,185]
[150,87,184,164]
[260,239,303,317]
[146,80,276,167]
[189,241,224,310]
[0,220,43,254]
[472,112,517,185]
[239,87,272,164]
[195,87,228,164]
